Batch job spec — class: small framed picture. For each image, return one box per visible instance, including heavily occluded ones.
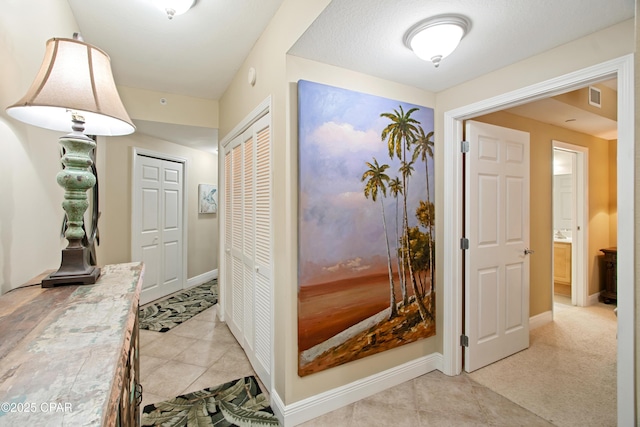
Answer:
[198,184,217,214]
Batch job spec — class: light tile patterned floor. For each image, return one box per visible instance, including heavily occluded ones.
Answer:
[139,304,259,408]
[140,304,551,426]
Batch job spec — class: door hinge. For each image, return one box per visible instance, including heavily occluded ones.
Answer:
[460,237,469,250]
[461,140,470,153]
[460,334,469,347]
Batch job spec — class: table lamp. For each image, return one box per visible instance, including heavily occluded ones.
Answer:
[6,35,135,287]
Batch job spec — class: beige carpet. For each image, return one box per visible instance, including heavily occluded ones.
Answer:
[469,300,617,427]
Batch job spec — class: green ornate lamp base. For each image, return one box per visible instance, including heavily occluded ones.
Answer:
[42,115,101,288]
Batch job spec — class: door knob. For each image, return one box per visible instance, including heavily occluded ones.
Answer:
[524,248,535,255]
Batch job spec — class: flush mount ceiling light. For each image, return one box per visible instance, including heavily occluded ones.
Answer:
[158,0,196,19]
[404,14,470,68]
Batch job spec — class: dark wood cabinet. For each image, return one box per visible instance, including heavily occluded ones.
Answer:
[600,247,617,304]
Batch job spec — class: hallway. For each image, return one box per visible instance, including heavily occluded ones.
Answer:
[139,304,552,426]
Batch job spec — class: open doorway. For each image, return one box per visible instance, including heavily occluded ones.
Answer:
[460,80,619,424]
[443,56,634,425]
[551,141,590,309]
[552,147,576,303]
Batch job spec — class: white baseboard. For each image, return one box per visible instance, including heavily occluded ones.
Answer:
[588,291,602,306]
[186,269,218,289]
[529,310,552,330]
[272,353,443,426]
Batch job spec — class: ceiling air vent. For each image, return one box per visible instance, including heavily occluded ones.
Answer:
[588,86,601,108]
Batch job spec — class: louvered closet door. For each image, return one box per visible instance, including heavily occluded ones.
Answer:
[224,146,234,333]
[252,115,272,383]
[242,129,256,352]
[221,112,272,387]
[231,141,244,333]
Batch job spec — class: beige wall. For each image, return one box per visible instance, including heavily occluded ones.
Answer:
[472,111,615,316]
[219,7,635,408]
[435,19,632,319]
[218,0,332,404]
[553,83,617,122]
[2,0,636,417]
[436,20,634,115]
[118,86,219,128]
[434,18,634,419]
[609,140,618,247]
[0,2,218,293]
[0,0,79,293]
[99,132,218,278]
[219,0,440,405]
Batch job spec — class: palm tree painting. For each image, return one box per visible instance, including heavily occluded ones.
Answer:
[297,80,436,376]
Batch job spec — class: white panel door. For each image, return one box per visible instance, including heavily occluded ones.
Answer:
[465,121,530,372]
[161,161,183,296]
[554,174,573,231]
[138,157,161,300]
[135,155,184,305]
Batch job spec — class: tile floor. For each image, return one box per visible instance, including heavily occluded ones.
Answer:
[140,304,552,426]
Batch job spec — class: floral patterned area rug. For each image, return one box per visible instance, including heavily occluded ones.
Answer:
[141,376,280,426]
[139,280,218,332]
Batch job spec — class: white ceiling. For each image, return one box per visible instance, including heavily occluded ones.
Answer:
[67,0,633,151]
[67,0,284,99]
[289,0,633,93]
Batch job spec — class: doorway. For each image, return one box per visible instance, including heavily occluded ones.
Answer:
[132,148,187,305]
[552,141,589,308]
[442,55,634,425]
[463,120,531,372]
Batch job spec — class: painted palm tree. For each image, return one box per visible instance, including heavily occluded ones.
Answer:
[381,106,428,322]
[362,158,398,319]
[388,176,407,306]
[398,159,422,304]
[412,127,435,295]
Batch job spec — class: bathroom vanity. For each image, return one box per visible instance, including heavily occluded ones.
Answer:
[554,241,572,296]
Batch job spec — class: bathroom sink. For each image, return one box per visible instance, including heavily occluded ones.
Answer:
[554,237,572,243]
[554,230,572,243]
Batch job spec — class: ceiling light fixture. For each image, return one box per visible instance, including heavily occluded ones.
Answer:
[404,14,470,68]
[158,0,196,20]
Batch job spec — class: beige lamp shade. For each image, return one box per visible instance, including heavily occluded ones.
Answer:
[6,37,135,136]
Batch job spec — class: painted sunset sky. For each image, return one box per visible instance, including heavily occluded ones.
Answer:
[298,80,434,287]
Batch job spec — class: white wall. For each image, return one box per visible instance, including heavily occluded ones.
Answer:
[218,0,332,404]
[99,132,218,278]
[0,1,220,293]
[219,4,636,412]
[0,0,79,293]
